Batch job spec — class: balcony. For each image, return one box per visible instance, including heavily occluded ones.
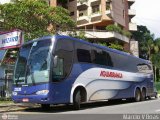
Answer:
[91,0,101,6]
[77,0,88,10]
[127,0,135,3]
[129,22,137,31]
[77,15,89,26]
[84,31,130,43]
[105,10,111,16]
[128,0,135,7]
[91,12,102,18]
[77,15,89,22]
[128,9,136,16]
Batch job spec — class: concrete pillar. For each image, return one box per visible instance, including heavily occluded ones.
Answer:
[101,0,106,18]
[49,0,57,7]
[130,40,139,57]
[123,42,130,52]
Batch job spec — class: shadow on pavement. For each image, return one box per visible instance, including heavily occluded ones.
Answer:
[23,98,158,113]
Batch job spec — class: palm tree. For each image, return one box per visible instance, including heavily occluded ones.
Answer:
[151,38,160,82]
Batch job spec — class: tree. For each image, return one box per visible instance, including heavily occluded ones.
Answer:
[132,25,154,59]
[98,41,124,51]
[132,25,160,81]
[0,0,75,41]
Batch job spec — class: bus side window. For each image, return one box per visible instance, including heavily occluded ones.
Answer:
[91,47,113,67]
[76,42,92,63]
[137,63,152,73]
[77,49,91,63]
[52,39,74,82]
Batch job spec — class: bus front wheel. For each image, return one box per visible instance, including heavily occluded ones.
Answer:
[73,90,81,110]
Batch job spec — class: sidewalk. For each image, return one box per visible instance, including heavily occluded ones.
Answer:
[0,102,38,113]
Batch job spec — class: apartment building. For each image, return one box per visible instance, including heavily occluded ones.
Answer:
[1,0,138,56]
[50,0,138,56]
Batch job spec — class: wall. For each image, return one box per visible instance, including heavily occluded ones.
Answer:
[112,0,126,27]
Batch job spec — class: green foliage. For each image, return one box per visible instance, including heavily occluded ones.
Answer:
[151,53,160,68]
[0,98,12,101]
[0,0,75,41]
[122,30,132,38]
[98,41,124,51]
[69,31,88,40]
[132,25,160,81]
[132,26,153,59]
[106,24,122,33]
[106,24,132,38]
[155,82,160,94]
[108,42,124,51]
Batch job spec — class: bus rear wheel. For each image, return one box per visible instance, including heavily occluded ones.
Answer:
[141,89,146,101]
[134,88,141,102]
[73,90,81,110]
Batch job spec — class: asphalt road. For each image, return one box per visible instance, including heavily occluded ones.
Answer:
[2,98,160,120]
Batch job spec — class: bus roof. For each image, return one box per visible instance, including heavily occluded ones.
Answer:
[23,35,151,64]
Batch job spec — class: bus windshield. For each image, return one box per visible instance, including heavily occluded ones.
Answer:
[14,39,51,85]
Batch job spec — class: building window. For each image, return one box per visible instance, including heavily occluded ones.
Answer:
[106,2,110,10]
[123,10,125,18]
[70,11,74,16]
[92,5,100,14]
[79,10,87,17]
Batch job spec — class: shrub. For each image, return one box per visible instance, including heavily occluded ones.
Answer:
[122,30,132,38]
[106,24,132,38]
[106,24,122,33]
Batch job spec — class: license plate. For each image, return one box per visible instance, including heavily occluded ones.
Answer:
[22,98,29,102]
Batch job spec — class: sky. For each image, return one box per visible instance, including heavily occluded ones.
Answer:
[0,0,10,4]
[0,0,160,38]
[132,0,160,39]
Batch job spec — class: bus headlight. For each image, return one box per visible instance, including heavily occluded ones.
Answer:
[12,91,17,96]
[36,90,49,95]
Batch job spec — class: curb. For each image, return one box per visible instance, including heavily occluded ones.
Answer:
[0,104,15,108]
[0,107,26,113]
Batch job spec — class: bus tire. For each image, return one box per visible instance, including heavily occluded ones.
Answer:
[41,104,50,110]
[134,88,141,102]
[141,88,146,101]
[73,90,81,110]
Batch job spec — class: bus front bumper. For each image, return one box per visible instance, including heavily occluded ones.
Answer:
[12,95,51,104]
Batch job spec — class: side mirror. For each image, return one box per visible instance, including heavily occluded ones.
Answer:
[54,55,58,67]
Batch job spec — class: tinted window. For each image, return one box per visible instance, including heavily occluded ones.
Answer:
[76,42,91,63]
[52,39,74,82]
[92,47,113,67]
[137,63,152,73]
